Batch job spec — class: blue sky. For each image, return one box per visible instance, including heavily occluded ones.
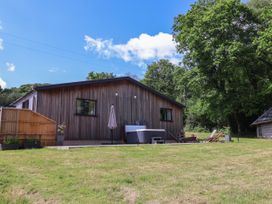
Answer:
[0,0,196,88]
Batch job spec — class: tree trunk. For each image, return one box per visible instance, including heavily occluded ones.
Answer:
[234,113,241,142]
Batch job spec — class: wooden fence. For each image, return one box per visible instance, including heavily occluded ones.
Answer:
[0,108,56,146]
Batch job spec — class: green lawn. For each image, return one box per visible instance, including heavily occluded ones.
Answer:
[0,139,272,204]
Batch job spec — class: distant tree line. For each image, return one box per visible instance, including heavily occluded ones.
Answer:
[0,84,48,107]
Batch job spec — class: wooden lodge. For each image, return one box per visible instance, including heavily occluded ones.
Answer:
[10,77,184,144]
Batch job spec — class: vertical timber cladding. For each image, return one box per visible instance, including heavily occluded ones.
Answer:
[37,80,184,140]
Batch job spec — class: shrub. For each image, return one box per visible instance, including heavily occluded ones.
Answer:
[23,137,41,149]
[25,138,40,143]
[218,126,231,135]
[3,136,19,145]
[184,125,209,133]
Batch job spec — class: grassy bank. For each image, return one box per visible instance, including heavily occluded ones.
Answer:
[0,138,272,203]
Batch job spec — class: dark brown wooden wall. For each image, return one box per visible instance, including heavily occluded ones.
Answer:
[37,81,183,140]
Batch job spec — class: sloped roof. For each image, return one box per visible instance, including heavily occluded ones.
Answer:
[9,90,35,106]
[11,77,185,109]
[251,108,272,126]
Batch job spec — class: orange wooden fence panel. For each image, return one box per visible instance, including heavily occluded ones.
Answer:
[0,108,56,146]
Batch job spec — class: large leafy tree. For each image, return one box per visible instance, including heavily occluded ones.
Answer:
[142,59,183,100]
[87,71,116,80]
[248,0,271,13]
[252,1,272,65]
[173,0,272,134]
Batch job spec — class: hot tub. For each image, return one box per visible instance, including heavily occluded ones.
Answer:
[126,128,166,144]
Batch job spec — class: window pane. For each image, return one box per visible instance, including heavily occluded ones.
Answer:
[76,100,83,114]
[160,109,165,121]
[88,101,96,115]
[22,100,29,109]
[167,110,172,121]
[160,108,172,122]
[76,99,96,116]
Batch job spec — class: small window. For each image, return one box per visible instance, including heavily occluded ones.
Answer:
[22,100,29,109]
[76,98,97,116]
[160,108,173,122]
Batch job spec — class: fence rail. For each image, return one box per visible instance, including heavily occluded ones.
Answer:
[0,108,56,146]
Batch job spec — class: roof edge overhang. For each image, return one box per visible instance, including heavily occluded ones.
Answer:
[9,90,36,106]
[12,77,185,109]
[250,120,272,126]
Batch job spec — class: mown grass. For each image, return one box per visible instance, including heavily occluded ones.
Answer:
[0,138,272,204]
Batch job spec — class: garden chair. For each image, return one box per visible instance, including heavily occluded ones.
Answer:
[207,132,225,142]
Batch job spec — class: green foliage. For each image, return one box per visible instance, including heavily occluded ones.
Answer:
[142,59,184,100]
[184,125,209,133]
[3,136,19,145]
[247,0,272,13]
[23,137,41,149]
[0,83,48,107]
[253,3,272,68]
[87,71,116,80]
[218,126,231,135]
[173,0,272,134]
[0,88,23,107]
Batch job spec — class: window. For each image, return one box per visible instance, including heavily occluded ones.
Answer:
[22,100,29,109]
[76,98,97,116]
[160,108,173,122]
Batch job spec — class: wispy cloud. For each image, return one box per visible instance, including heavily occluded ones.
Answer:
[48,67,58,73]
[6,62,15,72]
[48,67,66,73]
[0,77,7,89]
[0,21,3,50]
[0,39,3,51]
[84,32,181,67]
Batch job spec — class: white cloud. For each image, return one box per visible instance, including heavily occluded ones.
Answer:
[48,67,58,73]
[0,21,3,51]
[48,67,66,73]
[0,38,3,50]
[0,77,7,89]
[84,32,181,67]
[6,62,15,72]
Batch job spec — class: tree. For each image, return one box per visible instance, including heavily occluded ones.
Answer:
[248,0,272,94]
[87,71,116,80]
[173,0,272,134]
[254,4,272,62]
[0,88,22,107]
[247,0,272,13]
[0,83,48,107]
[142,59,183,100]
